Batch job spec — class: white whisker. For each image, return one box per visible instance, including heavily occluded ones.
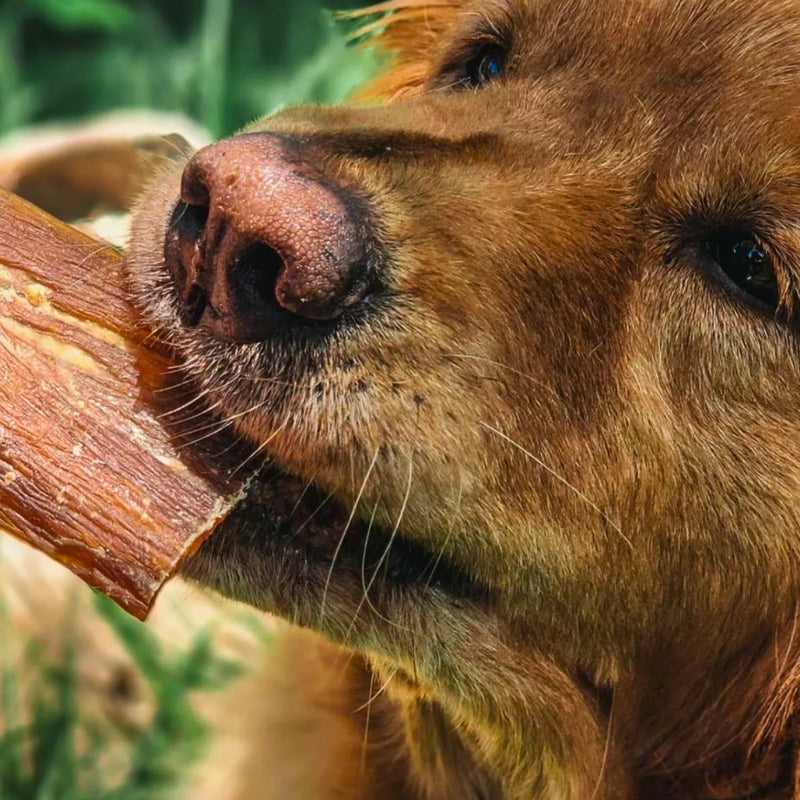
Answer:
[358,454,415,618]
[480,422,632,549]
[319,447,381,625]
[231,421,287,476]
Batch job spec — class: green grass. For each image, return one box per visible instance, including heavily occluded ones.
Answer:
[0,592,248,800]
[2,0,379,138]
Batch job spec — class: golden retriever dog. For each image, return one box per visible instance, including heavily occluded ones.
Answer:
[126,0,800,797]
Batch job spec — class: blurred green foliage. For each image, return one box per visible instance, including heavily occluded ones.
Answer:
[1,0,379,138]
[0,593,249,800]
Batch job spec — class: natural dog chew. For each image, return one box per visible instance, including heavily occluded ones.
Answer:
[0,188,246,620]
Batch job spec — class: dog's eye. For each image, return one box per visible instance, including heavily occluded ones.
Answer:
[462,44,506,88]
[704,230,779,308]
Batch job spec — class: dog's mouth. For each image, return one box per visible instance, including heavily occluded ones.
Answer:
[186,466,488,616]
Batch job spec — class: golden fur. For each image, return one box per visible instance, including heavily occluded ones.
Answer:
[126,1,800,797]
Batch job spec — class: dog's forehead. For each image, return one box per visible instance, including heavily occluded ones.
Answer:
[501,0,796,94]
[509,0,800,54]
[478,0,800,186]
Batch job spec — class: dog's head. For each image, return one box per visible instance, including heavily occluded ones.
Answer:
[127,1,800,796]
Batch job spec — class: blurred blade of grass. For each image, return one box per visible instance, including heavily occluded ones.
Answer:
[236,9,377,120]
[30,634,78,799]
[0,571,23,792]
[0,8,39,132]
[93,592,245,800]
[200,0,232,136]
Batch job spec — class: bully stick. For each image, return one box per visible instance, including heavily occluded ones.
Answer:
[0,189,249,620]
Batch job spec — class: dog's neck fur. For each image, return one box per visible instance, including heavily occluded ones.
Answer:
[367,618,800,800]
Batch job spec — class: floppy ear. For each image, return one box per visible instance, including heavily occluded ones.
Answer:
[344,1,461,100]
[0,115,206,224]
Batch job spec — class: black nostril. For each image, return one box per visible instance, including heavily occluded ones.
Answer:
[165,200,211,325]
[231,244,284,311]
[183,284,208,327]
[172,201,209,243]
[199,244,287,342]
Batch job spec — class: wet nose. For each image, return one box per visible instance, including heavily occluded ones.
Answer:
[164,133,372,343]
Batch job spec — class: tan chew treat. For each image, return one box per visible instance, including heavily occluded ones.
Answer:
[0,189,248,620]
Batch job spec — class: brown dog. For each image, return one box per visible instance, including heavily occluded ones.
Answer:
[126,1,800,797]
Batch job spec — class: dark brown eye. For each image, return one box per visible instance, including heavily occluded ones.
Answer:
[462,43,506,88]
[704,230,779,309]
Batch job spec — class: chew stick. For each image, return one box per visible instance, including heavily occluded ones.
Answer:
[0,189,247,620]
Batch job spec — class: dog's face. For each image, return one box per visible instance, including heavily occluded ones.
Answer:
[128,1,800,796]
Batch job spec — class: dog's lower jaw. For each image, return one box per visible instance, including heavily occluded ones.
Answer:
[183,472,628,800]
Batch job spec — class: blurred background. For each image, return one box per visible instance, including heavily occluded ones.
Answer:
[1,0,375,138]
[0,2,380,798]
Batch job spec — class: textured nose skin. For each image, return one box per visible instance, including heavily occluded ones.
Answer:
[165,133,371,343]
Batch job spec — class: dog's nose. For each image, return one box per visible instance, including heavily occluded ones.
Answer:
[164,133,371,343]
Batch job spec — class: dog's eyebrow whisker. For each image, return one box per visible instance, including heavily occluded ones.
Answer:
[480,422,633,550]
[319,447,382,626]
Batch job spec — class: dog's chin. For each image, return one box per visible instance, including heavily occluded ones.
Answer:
[182,467,486,643]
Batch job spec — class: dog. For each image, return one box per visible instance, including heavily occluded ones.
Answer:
[126,1,800,797]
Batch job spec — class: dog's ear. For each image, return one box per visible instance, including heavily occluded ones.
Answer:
[0,117,205,223]
[344,1,461,100]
